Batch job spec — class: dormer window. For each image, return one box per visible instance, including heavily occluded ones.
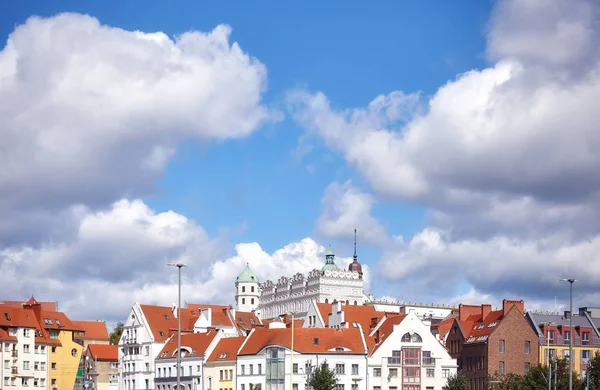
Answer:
[55,320,61,327]
[164,315,169,320]
[43,319,52,326]
[219,353,227,359]
[159,331,164,337]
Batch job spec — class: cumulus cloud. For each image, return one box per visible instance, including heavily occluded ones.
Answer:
[0,199,366,322]
[0,13,273,238]
[316,180,390,247]
[289,0,600,307]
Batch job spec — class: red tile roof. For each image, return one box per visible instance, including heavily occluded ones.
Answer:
[316,303,331,326]
[41,311,79,331]
[73,321,109,340]
[157,330,219,359]
[431,313,457,342]
[314,303,385,334]
[206,337,245,362]
[139,304,198,343]
[187,304,234,328]
[239,327,366,355]
[87,344,118,361]
[0,300,58,312]
[234,311,261,331]
[369,314,408,354]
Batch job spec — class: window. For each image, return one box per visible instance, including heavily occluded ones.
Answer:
[499,361,505,375]
[389,368,398,377]
[403,348,420,365]
[250,364,253,375]
[241,365,245,375]
[145,379,149,390]
[40,346,46,354]
[524,362,531,373]
[442,369,450,378]
[23,361,30,370]
[23,329,30,337]
[548,330,555,345]
[403,367,419,383]
[564,331,571,344]
[401,333,422,342]
[110,362,118,369]
[373,368,381,377]
[251,298,255,305]
[266,347,285,390]
[242,298,246,305]
[258,364,262,374]
[524,341,530,354]
[24,344,30,353]
[51,347,56,353]
[40,363,46,371]
[251,286,255,292]
[426,368,434,378]
[352,385,358,390]
[34,362,39,371]
[293,363,298,374]
[335,364,345,375]
[49,331,58,339]
[422,350,434,365]
[51,363,56,370]
[582,332,591,346]
[582,350,591,363]
[351,364,359,375]
[242,286,246,293]
[335,385,345,390]
[499,339,505,353]
[293,385,298,390]
[219,370,223,380]
[388,350,401,365]
[43,319,52,326]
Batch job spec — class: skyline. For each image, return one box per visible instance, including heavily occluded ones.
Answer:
[1,0,599,323]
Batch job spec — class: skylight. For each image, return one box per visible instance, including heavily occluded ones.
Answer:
[219,353,227,359]
[164,315,169,320]
[4,313,10,321]
[43,318,53,326]
[488,322,497,328]
[55,319,61,327]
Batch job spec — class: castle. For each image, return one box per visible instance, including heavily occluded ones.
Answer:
[234,242,368,319]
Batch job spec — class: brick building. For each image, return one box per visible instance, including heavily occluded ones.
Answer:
[445,299,539,390]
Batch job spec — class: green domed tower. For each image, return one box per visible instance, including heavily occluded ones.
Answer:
[321,245,339,272]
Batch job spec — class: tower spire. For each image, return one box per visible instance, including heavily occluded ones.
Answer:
[353,228,358,262]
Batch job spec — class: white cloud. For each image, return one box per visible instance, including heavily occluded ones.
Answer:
[0,199,367,322]
[316,180,390,247]
[0,13,274,226]
[288,0,600,307]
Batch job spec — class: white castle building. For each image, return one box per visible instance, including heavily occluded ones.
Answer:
[235,242,368,320]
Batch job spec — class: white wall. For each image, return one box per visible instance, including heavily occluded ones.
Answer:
[237,349,368,390]
[235,282,260,313]
[0,326,48,390]
[368,312,457,390]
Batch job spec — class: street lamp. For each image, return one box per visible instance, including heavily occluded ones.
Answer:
[559,278,576,390]
[169,263,187,390]
[542,322,555,390]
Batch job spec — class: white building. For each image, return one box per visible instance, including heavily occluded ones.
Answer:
[0,304,51,390]
[367,311,458,390]
[237,323,369,390]
[154,330,223,390]
[239,244,369,320]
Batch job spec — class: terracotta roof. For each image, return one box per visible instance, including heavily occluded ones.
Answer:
[157,330,219,359]
[339,305,385,333]
[207,337,245,362]
[0,300,58,312]
[0,307,39,328]
[316,303,331,326]
[239,327,366,355]
[431,313,457,342]
[41,311,79,331]
[87,344,118,361]
[0,304,62,346]
[139,304,198,343]
[187,304,234,328]
[234,312,261,331]
[463,310,504,344]
[369,314,408,354]
[73,321,109,340]
[0,327,16,342]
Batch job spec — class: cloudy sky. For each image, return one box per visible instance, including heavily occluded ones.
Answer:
[1,0,599,325]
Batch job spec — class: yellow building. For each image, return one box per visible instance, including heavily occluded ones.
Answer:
[204,337,245,390]
[45,311,85,390]
[526,307,600,377]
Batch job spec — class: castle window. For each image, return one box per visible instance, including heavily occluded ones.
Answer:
[251,298,255,304]
[242,298,246,304]
[242,286,246,293]
[251,286,255,292]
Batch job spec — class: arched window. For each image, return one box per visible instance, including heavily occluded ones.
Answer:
[401,332,423,342]
[325,298,329,303]
[354,301,357,305]
[242,286,246,293]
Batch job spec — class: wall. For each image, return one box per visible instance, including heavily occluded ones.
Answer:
[53,329,84,390]
[203,361,235,390]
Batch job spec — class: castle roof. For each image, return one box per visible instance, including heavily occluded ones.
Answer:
[236,263,259,284]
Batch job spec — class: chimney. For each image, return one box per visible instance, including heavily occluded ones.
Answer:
[502,299,525,315]
[458,304,482,321]
[481,304,492,321]
[172,304,178,318]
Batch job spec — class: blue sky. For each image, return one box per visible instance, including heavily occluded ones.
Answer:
[2,0,598,320]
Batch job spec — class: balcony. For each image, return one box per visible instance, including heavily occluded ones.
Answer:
[12,350,18,358]
[387,357,402,366]
[12,367,18,375]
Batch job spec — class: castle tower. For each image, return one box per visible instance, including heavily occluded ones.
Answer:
[235,263,260,312]
[348,229,363,279]
[321,245,339,272]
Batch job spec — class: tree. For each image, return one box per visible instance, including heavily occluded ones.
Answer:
[586,351,600,390]
[307,361,337,390]
[487,372,523,389]
[521,358,581,390]
[109,322,124,345]
[443,373,468,390]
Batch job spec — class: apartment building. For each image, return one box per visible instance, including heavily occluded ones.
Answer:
[446,300,539,390]
[526,307,600,378]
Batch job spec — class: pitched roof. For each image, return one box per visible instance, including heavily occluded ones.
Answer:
[139,304,198,343]
[87,344,118,361]
[239,327,366,355]
[157,330,219,359]
[0,300,58,312]
[41,311,79,331]
[187,304,234,328]
[369,314,408,354]
[431,313,457,342]
[316,303,331,326]
[73,321,109,340]
[206,337,245,362]
[234,312,261,331]
[0,307,39,329]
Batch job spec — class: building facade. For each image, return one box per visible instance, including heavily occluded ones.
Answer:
[446,300,539,390]
[203,337,245,390]
[240,246,368,320]
[368,311,458,390]
[526,307,600,378]
[84,344,119,390]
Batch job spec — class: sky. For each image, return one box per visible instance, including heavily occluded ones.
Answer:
[1,0,600,324]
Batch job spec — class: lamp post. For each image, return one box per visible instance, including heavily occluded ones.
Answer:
[560,278,576,390]
[169,263,187,390]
